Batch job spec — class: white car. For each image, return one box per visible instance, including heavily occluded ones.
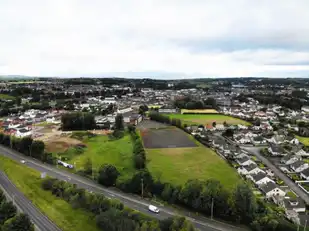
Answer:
[148,205,160,213]
[20,160,26,164]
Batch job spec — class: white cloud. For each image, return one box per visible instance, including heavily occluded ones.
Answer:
[0,0,309,77]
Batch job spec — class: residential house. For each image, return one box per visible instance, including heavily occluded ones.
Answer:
[259,182,286,199]
[215,124,225,131]
[268,144,286,156]
[236,156,256,166]
[252,136,266,145]
[281,155,302,165]
[283,198,306,213]
[267,135,285,144]
[285,136,300,145]
[300,168,309,180]
[238,164,264,176]
[290,160,309,173]
[234,136,251,144]
[15,128,32,138]
[249,172,274,185]
[292,146,309,157]
[212,139,225,149]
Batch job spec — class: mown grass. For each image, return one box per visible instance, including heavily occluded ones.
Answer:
[67,134,136,177]
[146,145,241,190]
[0,156,100,231]
[166,113,250,126]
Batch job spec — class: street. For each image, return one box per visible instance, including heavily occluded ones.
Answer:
[242,146,309,204]
[0,171,61,231]
[0,145,246,231]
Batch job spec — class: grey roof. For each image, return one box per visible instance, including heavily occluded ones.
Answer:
[301,168,309,177]
[251,172,267,182]
[243,164,258,172]
[213,138,225,146]
[260,181,278,194]
[290,160,306,169]
[281,155,298,162]
[297,214,309,227]
[237,156,250,163]
[19,128,29,133]
[283,198,305,210]
[269,144,285,153]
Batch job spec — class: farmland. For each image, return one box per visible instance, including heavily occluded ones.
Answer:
[0,156,100,231]
[166,113,250,126]
[146,144,240,189]
[139,121,240,189]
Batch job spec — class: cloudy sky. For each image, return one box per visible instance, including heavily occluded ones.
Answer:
[1,0,309,78]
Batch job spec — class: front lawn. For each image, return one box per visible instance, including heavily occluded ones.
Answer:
[295,135,309,146]
[166,114,250,126]
[146,145,240,190]
[0,156,100,231]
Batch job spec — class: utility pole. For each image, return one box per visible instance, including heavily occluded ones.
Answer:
[141,178,144,199]
[211,198,214,220]
[304,220,307,231]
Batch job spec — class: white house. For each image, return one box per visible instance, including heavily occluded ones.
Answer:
[290,161,309,173]
[282,198,306,213]
[215,124,225,131]
[15,128,32,138]
[249,172,274,185]
[237,164,264,176]
[281,155,302,165]
[300,168,309,180]
[236,156,256,166]
[260,182,286,198]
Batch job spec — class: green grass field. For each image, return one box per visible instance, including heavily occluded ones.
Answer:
[0,156,100,231]
[166,114,250,126]
[0,94,15,100]
[295,135,309,146]
[146,145,240,189]
[67,134,136,177]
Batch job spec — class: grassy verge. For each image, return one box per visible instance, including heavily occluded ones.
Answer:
[295,135,309,146]
[0,155,100,231]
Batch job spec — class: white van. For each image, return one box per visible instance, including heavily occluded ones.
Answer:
[148,205,160,213]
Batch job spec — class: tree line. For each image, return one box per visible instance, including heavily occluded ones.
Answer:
[0,188,34,231]
[174,97,217,109]
[61,112,96,131]
[0,134,52,164]
[41,177,196,231]
[128,125,146,169]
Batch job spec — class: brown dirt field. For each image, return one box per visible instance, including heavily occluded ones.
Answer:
[90,130,112,135]
[45,137,84,153]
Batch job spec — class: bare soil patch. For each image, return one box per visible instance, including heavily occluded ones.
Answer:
[45,137,84,153]
[141,128,197,149]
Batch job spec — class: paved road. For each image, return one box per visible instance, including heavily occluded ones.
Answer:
[242,146,309,204]
[0,171,61,231]
[0,145,246,231]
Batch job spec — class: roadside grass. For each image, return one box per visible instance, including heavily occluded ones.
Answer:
[0,94,15,100]
[287,191,297,198]
[295,135,309,146]
[146,145,240,190]
[166,114,250,126]
[0,155,100,231]
[67,134,136,177]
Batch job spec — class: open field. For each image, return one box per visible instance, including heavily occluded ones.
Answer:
[0,94,15,100]
[295,135,309,146]
[146,145,240,189]
[180,109,218,114]
[141,128,197,148]
[0,156,100,231]
[66,134,136,176]
[166,114,250,126]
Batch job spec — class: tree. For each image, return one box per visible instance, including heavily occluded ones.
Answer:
[2,214,34,231]
[30,140,45,160]
[15,97,21,106]
[114,114,124,131]
[223,128,234,137]
[83,158,92,175]
[18,137,33,156]
[0,201,17,224]
[98,164,120,187]
[212,121,216,127]
[232,183,257,223]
